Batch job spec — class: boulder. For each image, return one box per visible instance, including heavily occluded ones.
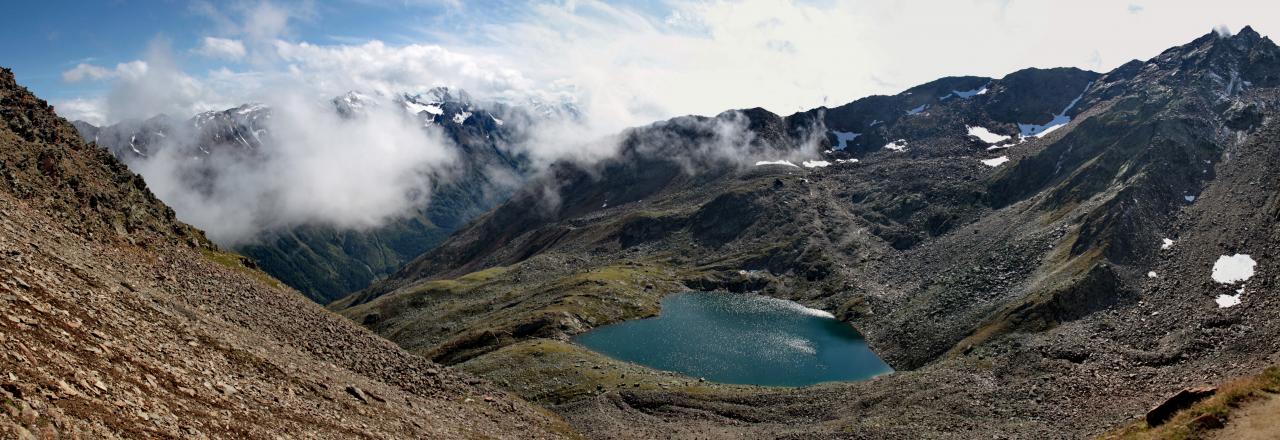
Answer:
[1146,386,1217,427]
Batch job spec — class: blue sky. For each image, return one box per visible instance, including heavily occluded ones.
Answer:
[1,0,526,102]
[5,1,1277,127]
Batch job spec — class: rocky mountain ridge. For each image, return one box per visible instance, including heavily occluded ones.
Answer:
[331,27,1280,438]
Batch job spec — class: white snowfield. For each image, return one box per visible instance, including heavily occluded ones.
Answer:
[884,140,908,152]
[402,99,443,115]
[802,160,831,168]
[1212,253,1257,308]
[941,86,989,101]
[755,160,799,167]
[1161,238,1175,249]
[905,104,927,115]
[980,156,1010,167]
[967,126,1011,144]
[1216,292,1243,308]
[1212,254,1256,284]
[831,130,860,151]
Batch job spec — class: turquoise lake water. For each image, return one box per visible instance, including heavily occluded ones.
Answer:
[573,292,893,387]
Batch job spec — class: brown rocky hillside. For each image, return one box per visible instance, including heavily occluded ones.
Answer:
[0,67,573,438]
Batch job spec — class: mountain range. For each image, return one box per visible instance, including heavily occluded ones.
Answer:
[5,25,1280,439]
[329,26,1280,437]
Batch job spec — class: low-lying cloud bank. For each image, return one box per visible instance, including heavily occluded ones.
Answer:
[129,92,455,245]
[56,1,849,246]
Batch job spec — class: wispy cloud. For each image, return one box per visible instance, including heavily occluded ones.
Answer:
[196,37,247,61]
[61,60,147,82]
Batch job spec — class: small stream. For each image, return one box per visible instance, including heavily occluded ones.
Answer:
[573,292,892,387]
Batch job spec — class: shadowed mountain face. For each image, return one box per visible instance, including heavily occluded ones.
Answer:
[332,28,1280,437]
[0,68,570,438]
[72,90,554,303]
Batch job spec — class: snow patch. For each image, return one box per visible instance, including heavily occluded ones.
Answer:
[1184,195,1196,202]
[402,100,443,116]
[1216,293,1242,308]
[905,104,927,115]
[831,130,860,151]
[1018,82,1092,138]
[835,158,859,164]
[1161,238,1174,250]
[940,86,989,101]
[755,160,799,167]
[967,126,1011,144]
[1147,271,1158,278]
[980,156,1010,167]
[452,111,472,124]
[884,140,908,152]
[1212,254,1256,284]
[236,103,266,115]
[802,160,831,168]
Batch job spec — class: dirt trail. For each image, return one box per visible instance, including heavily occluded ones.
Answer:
[1210,392,1280,440]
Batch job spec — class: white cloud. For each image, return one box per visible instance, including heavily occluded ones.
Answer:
[101,40,228,122]
[52,97,108,125]
[197,37,247,60]
[61,63,112,82]
[270,40,539,100]
[61,61,148,83]
[133,92,457,244]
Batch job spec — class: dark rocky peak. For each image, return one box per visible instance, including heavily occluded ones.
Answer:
[982,67,1099,125]
[612,107,811,165]
[1146,25,1280,90]
[190,103,271,153]
[394,88,528,135]
[821,76,992,136]
[732,107,789,146]
[902,75,993,104]
[73,114,178,160]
